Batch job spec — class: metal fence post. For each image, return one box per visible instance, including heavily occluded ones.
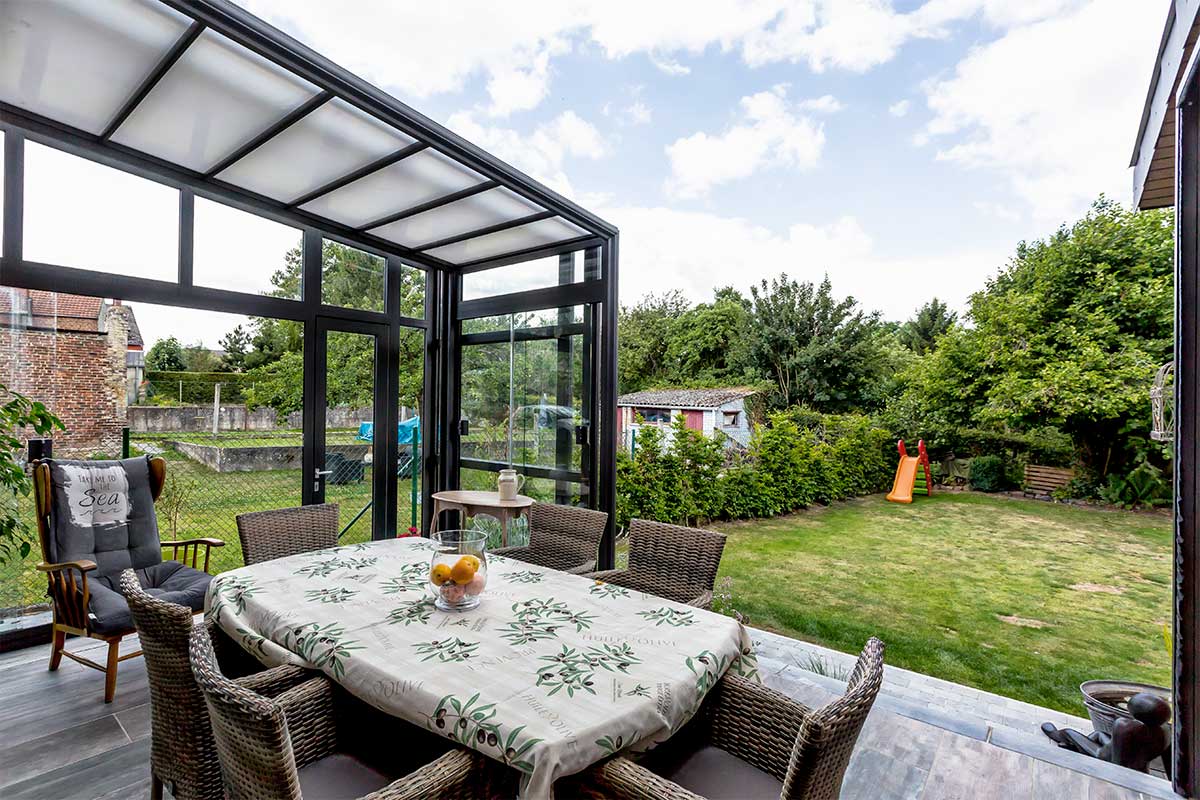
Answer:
[122,427,130,459]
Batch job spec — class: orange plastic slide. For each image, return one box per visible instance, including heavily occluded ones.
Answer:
[887,456,919,503]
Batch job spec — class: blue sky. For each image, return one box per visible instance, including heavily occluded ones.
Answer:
[232,0,1164,323]
[37,0,1160,347]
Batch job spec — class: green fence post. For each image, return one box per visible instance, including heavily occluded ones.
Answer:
[122,427,130,459]
[410,449,419,531]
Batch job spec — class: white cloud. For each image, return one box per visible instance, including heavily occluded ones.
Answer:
[797,94,845,114]
[597,204,997,319]
[446,110,609,198]
[623,101,653,125]
[241,0,1081,119]
[972,200,1021,222]
[889,99,911,117]
[919,0,1161,223]
[665,86,830,198]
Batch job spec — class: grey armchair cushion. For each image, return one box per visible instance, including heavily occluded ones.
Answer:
[649,744,782,800]
[47,457,162,581]
[89,562,212,635]
[297,753,393,799]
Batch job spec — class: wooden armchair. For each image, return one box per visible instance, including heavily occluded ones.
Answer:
[33,455,224,702]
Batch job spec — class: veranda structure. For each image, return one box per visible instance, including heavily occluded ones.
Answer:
[0,0,619,581]
[1135,2,1200,795]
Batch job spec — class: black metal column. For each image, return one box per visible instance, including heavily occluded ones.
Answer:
[555,253,575,505]
[1176,75,1200,798]
[2,131,23,267]
[300,229,323,506]
[597,236,619,569]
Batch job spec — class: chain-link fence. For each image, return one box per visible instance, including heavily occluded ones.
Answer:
[1,425,414,615]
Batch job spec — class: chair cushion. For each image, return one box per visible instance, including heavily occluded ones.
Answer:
[650,744,782,800]
[88,562,211,635]
[47,457,162,582]
[297,753,393,799]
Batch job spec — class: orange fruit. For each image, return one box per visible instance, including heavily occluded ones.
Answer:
[430,563,452,586]
[450,556,478,585]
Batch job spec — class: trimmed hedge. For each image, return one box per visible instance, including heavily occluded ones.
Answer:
[616,412,894,528]
[144,371,254,405]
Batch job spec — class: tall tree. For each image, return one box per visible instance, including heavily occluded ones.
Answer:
[892,198,1173,474]
[744,274,889,412]
[617,291,690,392]
[145,336,186,371]
[219,325,250,372]
[899,298,958,355]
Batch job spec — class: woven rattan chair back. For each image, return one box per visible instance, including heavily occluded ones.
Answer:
[627,519,726,595]
[237,504,339,565]
[189,624,303,800]
[528,502,607,566]
[119,570,223,800]
[781,637,885,800]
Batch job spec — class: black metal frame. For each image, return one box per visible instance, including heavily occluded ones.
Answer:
[0,0,619,579]
[1176,50,1200,798]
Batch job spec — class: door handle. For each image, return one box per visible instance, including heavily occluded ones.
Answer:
[315,469,334,477]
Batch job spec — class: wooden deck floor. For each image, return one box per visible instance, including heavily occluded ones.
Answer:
[0,629,1179,799]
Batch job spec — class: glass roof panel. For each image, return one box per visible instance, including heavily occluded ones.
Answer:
[0,0,190,134]
[218,97,415,202]
[368,186,541,248]
[303,148,485,229]
[425,217,588,265]
[112,28,319,173]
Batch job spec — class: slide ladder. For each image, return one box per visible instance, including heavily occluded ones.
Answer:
[886,439,934,504]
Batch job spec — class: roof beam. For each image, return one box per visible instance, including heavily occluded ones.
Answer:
[456,235,604,274]
[100,21,206,141]
[415,210,555,253]
[358,180,498,232]
[288,141,427,207]
[204,90,333,177]
[157,0,616,237]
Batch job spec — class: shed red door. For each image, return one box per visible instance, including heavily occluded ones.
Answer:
[684,410,703,430]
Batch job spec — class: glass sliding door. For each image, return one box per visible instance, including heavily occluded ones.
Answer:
[313,318,387,541]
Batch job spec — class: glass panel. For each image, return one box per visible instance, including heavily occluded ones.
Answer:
[193,197,303,298]
[323,329,376,542]
[24,142,178,280]
[0,290,308,611]
[219,98,415,203]
[308,149,484,229]
[397,327,424,534]
[425,216,587,264]
[0,0,190,134]
[369,186,541,248]
[321,240,385,312]
[113,28,319,172]
[400,263,425,319]
[459,307,590,509]
[462,252,584,302]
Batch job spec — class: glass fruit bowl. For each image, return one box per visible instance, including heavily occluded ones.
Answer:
[428,529,488,611]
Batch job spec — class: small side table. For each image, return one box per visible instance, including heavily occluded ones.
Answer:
[430,490,534,547]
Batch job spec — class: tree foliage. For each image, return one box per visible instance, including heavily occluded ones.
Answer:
[890,199,1173,476]
[146,336,186,371]
[0,386,63,564]
[898,298,957,355]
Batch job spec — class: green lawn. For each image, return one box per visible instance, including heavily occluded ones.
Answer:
[712,491,1171,715]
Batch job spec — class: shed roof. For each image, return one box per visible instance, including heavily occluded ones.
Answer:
[617,388,756,409]
[0,0,614,268]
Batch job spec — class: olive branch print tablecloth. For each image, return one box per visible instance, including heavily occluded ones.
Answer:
[205,537,759,799]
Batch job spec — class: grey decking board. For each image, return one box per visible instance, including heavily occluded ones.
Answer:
[115,703,152,741]
[1,737,152,800]
[0,714,130,791]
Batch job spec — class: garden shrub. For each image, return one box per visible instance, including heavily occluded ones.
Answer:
[616,410,895,527]
[1099,459,1171,509]
[969,455,1009,492]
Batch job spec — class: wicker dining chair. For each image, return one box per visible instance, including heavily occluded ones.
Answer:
[565,637,885,800]
[492,502,609,574]
[237,503,340,565]
[586,518,726,608]
[187,624,508,800]
[119,570,310,800]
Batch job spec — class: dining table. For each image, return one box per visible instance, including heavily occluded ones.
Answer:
[205,536,759,799]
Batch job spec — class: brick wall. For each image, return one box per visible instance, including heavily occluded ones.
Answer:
[0,315,129,455]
